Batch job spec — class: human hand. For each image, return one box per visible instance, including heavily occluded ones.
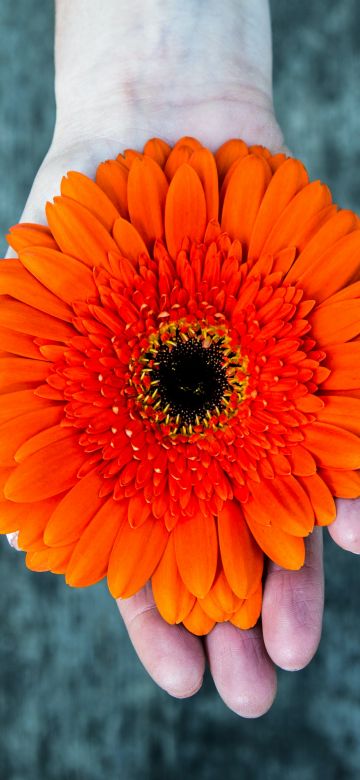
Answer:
[5,0,359,717]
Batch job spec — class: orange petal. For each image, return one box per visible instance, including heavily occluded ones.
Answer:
[319,468,360,499]
[46,197,119,270]
[17,497,60,550]
[324,389,360,399]
[198,588,228,622]
[65,497,124,587]
[164,164,207,259]
[44,470,104,546]
[214,139,248,184]
[14,423,73,463]
[199,569,244,622]
[95,159,129,217]
[316,395,360,435]
[249,147,287,173]
[0,389,50,425]
[173,512,217,598]
[48,544,75,574]
[246,475,314,536]
[249,144,272,159]
[288,204,337,253]
[34,384,65,401]
[295,394,324,413]
[26,544,75,574]
[298,473,336,526]
[268,453,292,477]
[61,171,119,230]
[0,500,29,532]
[37,345,65,361]
[244,510,305,569]
[182,599,215,636]
[127,157,168,247]
[112,216,149,264]
[0,406,64,467]
[0,467,13,497]
[290,231,360,302]
[302,422,360,469]
[0,260,72,321]
[20,247,98,304]
[143,137,172,168]
[262,152,287,173]
[221,154,272,248]
[322,342,360,390]
[189,148,219,223]
[6,223,58,253]
[261,181,332,256]
[164,143,198,180]
[0,326,45,360]
[25,550,51,571]
[218,500,263,598]
[4,433,86,502]
[127,494,152,528]
[0,299,74,340]
[248,157,309,258]
[286,209,357,282]
[172,136,204,152]
[288,445,317,476]
[119,148,143,169]
[205,568,244,614]
[309,300,360,346]
[151,534,195,624]
[270,246,297,274]
[317,280,360,308]
[274,153,289,169]
[107,515,168,598]
[0,356,51,395]
[230,582,262,629]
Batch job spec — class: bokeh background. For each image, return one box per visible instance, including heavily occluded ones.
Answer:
[0,1,360,778]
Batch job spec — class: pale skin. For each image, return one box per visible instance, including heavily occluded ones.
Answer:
[6,0,360,717]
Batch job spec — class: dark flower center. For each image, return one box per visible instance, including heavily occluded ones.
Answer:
[155,333,229,426]
[129,320,249,437]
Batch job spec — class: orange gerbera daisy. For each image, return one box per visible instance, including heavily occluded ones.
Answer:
[1,135,360,635]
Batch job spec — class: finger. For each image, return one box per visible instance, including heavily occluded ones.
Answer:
[116,581,205,699]
[327,498,360,554]
[6,531,20,552]
[205,622,277,718]
[6,531,20,550]
[262,527,324,671]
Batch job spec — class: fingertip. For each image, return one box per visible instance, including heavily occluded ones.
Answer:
[153,630,205,699]
[262,529,324,671]
[262,577,323,671]
[206,623,277,718]
[223,673,277,719]
[328,499,360,554]
[116,586,205,699]
[265,631,321,672]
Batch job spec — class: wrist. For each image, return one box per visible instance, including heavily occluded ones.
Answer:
[52,94,283,159]
[53,0,283,152]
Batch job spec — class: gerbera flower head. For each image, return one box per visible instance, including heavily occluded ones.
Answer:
[1,135,360,635]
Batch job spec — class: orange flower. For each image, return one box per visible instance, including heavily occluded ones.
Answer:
[1,135,360,636]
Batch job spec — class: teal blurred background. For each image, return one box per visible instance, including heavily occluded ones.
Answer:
[0,1,360,778]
